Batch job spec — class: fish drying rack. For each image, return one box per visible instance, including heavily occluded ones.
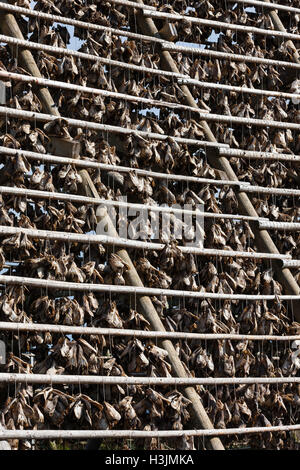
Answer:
[0,0,299,451]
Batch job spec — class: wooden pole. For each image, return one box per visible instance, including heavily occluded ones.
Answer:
[1,424,300,440]
[0,321,300,342]
[0,273,298,300]
[233,0,300,14]
[1,372,300,386]
[0,1,59,116]
[0,105,228,148]
[0,224,294,260]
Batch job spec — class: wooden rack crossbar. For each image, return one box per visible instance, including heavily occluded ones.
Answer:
[162,43,300,70]
[238,185,300,196]
[99,0,300,15]
[0,224,294,260]
[1,35,300,113]
[0,274,298,300]
[1,146,299,174]
[0,425,300,439]
[282,260,300,269]
[0,321,299,341]
[1,102,299,133]
[2,35,300,98]
[0,184,273,222]
[178,77,300,101]
[0,35,300,108]
[0,2,299,50]
[107,0,300,15]
[144,10,300,41]
[0,106,229,148]
[2,69,300,107]
[0,71,209,116]
[258,221,300,231]
[1,146,300,196]
[0,186,294,228]
[102,0,156,10]
[219,148,300,162]
[0,2,162,43]
[229,0,300,15]
[0,146,246,187]
[1,372,300,386]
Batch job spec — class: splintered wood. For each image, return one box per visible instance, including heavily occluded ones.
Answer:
[0,0,299,451]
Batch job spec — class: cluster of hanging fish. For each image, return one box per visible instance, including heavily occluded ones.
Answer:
[0,0,299,450]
